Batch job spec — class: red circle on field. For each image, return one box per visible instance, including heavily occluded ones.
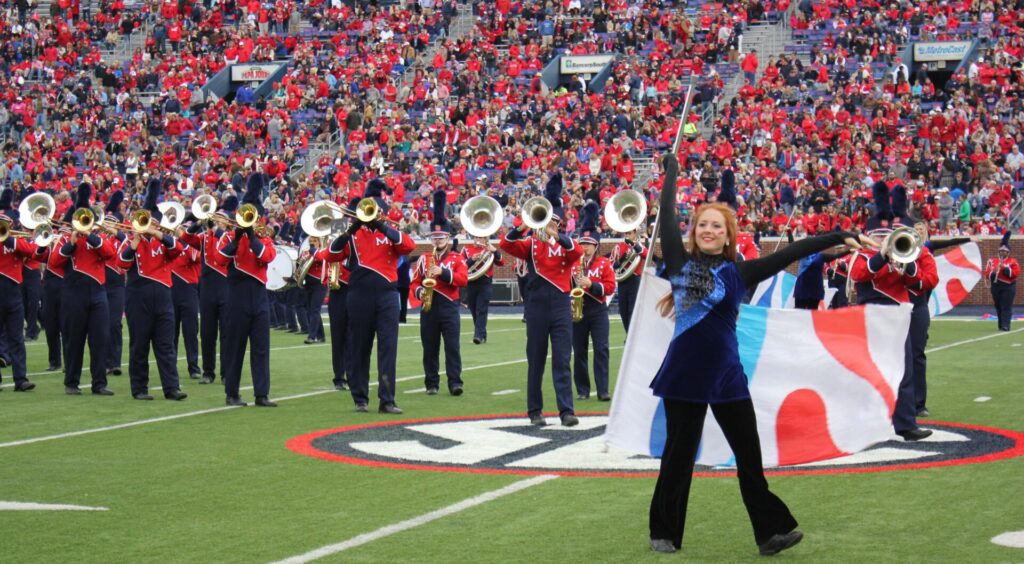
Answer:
[285,413,1024,478]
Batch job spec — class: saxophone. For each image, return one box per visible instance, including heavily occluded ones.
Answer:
[328,261,341,290]
[421,251,437,312]
[571,255,586,323]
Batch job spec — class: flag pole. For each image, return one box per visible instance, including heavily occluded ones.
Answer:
[641,78,697,274]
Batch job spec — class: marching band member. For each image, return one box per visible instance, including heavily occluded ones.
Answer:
[21,249,42,343]
[397,254,411,324]
[571,202,616,401]
[499,172,583,427]
[104,190,128,376]
[316,232,351,391]
[462,234,505,344]
[171,221,202,380]
[911,221,971,417]
[788,228,851,310]
[410,191,468,395]
[514,257,530,323]
[611,226,647,333]
[115,179,188,401]
[986,232,1019,332]
[300,236,327,344]
[0,189,37,391]
[181,195,234,385]
[52,183,116,396]
[849,182,936,441]
[214,174,278,407]
[41,217,66,373]
[330,179,415,413]
[825,254,851,309]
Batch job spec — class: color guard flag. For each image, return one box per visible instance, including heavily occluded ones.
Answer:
[605,270,913,467]
[749,271,796,309]
[929,242,982,317]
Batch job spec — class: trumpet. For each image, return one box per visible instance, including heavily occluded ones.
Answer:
[881,226,923,275]
[571,255,586,323]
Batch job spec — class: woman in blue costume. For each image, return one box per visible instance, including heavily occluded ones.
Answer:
[648,155,868,556]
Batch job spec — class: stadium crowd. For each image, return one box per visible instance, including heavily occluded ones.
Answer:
[0,0,1021,246]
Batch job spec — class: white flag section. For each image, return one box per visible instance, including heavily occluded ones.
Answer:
[929,242,983,317]
[749,271,796,309]
[605,271,912,467]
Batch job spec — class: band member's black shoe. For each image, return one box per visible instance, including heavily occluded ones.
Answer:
[758,530,803,556]
[255,396,278,407]
[334,382,349,391]
[916,408,930,417]
[473,337,481,344]
[529,413,548,426]
[133,393,154,401]
[355,403,369,413]
[225,396,247,407]
[14,382,35,392]
[576,393,590,401]
[47,364,61,372]
[379,403,403,414]
[597,393,611,402]
[560,414,579,427]
[189,372,201,380]
[303,338,318,344]
[426,387,439,395]
[92,388,115,396]
[199,376,214,385]
[897,428,932,441]
[65,386,81,395]
[0,356,8,368]
[111,368,122,376]
[450,385,464,396]
[164,390,188,401]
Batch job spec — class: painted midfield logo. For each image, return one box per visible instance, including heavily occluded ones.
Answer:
[287,415,1024,477]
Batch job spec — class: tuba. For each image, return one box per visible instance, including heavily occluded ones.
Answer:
[605,190,649,282]
[461,195,505,281]
[571,255,586,323]
[19,193,57,230]
[520,196,553,231]
[881,226,923,275]
[191,194,218,224]
[157,202,187,232]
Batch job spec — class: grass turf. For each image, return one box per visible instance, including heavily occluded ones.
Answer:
[0,317,1022,562]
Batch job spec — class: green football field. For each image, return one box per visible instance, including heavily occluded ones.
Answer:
[1,315,1022,563]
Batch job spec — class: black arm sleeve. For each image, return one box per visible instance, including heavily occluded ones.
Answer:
[925,237,970,252]
[738,231,850,288]
[658,155,687,275]
[820,249,852,262]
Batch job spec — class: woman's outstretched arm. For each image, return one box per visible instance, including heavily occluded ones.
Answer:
[658,155,687,275]
[738,232,853,288]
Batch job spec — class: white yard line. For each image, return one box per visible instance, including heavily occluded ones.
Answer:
[0,348,619,449]
[925,328,1024,353]
[270,475,559,564]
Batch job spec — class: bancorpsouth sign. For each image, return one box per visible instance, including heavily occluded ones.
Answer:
[230,63,282,82]
[913,41,973,62]
[560,54,615,74]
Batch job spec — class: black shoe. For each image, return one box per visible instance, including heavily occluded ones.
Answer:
[450,385,464,396]
[597,393,611,402]
[334,382,350,391]
[479,338,486,344]
[576,393,590,401]
[47,364,62,372]
[916,407,930,417]
[199,376,214,385]
[225,396,247,407]
[14,382,36,392]
[0,356,8,368]
[133,392,154,401]
[303,338,317,344]
[758,530,803,556]
[111,368,122,376]
[189,372,201,380]
[561,413,579,427]
[521,317,526,323]
[897,428,933,442]
[65,386,81,395]
[379,403,403,414]
[92,387,115,396]
[529,413,548,426]
[355,403,369,413]
[473,337,481,344]
[255,396,278,407]
[25,334,38,342]
[649,539,677,554]
[426,387,439,395]
[164,390,188,401]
